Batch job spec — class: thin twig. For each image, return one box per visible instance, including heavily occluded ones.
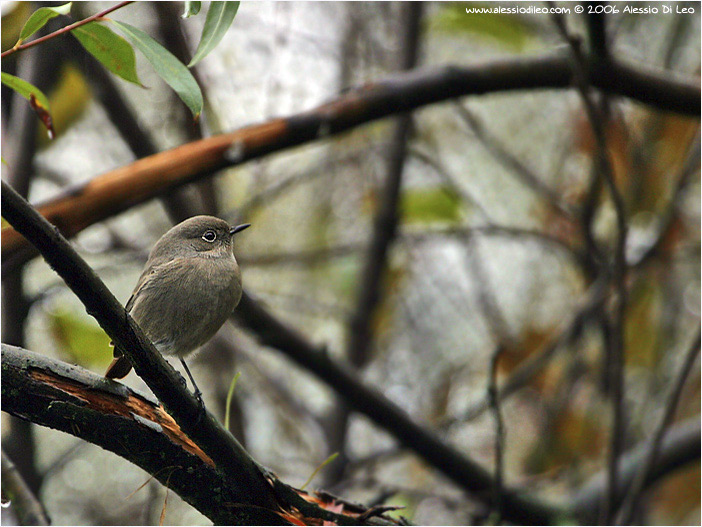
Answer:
[325,2,424,485]
[408,145,492,220]
[616,327,701,525]
[570,417,700,523]
[453,102,576,220]
[441,276,609,426]
[488,346,506,524]
[551,12,630,523]
[1,1,134,59]
[1,450,49,526]
[239,224,584,268]
[464,233,513,343]
[631,132,701,269]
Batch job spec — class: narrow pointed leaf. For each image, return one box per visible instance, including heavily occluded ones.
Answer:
[1,72,50,110]
[182,1,201,18]
[17,2,72,43]
[72,22,141,86]
[110,20,203,118]
[188,1,239,67]
[1,73,54,139]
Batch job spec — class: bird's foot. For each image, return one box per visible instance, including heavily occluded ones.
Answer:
[193,387,206,425]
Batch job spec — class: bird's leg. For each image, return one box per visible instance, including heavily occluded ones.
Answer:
[180,358,206,421]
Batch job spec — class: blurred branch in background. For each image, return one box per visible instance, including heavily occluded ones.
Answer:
[235,291,564,525]
[553,15,630,525]
[441,276,608,426]
[572,417,701,523]
[1,448,49,526]
[487,345,507,524]
[324,2,423,486]
[2,50,699,268]
[2,21,64,498]
[453,101,576,220]
[616,327,701,525]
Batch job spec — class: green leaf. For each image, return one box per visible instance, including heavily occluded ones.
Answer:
[401,186,464,224]
[109,20,203,118]
[49,308,112,367]
[17,2,72,44]
[428,2,535,51]
[188,1,239,67]
[300,453,339,491]
[182,1,201,18]
[1,72,50,110]
[72,22,141,86]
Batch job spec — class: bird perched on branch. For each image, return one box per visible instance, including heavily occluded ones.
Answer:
[105,215,251,406]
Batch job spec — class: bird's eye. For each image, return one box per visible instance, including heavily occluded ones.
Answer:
[202,230,217,242]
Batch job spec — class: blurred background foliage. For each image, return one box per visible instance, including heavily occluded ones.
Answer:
[1,1,700,525]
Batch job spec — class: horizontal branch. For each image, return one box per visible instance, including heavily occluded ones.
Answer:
[2,52,698,267]
[1,344,273,524]
[1,344,397,526]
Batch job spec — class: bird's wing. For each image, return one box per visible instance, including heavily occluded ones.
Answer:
[125,257,181,312]
[112,259,182,358]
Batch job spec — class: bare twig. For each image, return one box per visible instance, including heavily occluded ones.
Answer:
[441,276,609,426]
[551,13,630,523]
[616,327,701,525]
[1,449,49,526]
[571,417,700,523]
[464,233,513,343]
[234,144,388,220]
[325,2,424,486]
[408,145,492,220]
[488,346,506,523]
[239,224,584,269]
[631,132,701,269]
[453,102,575,220]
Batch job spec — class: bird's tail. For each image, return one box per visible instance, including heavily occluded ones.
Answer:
[105,351,133,379]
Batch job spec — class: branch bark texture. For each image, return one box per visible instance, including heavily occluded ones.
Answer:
[1,345,257,525]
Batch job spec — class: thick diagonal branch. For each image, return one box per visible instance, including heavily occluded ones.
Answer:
[234,292,564,525]
[1,181,281,521]
[1,344,256,525]
[1,344,401,526]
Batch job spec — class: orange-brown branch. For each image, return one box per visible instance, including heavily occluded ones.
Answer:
[3,53,698,266]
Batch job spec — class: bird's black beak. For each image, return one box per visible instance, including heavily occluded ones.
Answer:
[230,223,251,236]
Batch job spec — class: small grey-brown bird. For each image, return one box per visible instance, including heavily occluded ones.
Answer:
[105,215,250,403]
